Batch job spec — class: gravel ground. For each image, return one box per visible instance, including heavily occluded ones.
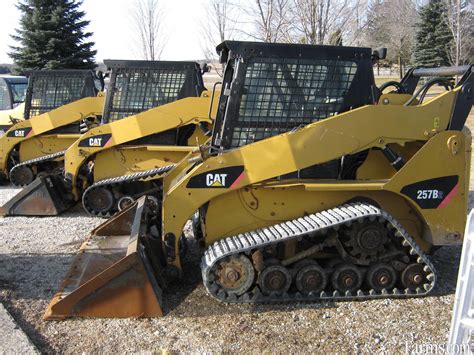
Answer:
[0,114,472,353]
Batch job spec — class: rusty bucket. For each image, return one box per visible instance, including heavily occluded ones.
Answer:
[0,175,74,216]
[44,196,165,319]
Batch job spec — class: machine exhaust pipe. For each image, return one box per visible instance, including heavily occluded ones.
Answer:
[44,196,165,320]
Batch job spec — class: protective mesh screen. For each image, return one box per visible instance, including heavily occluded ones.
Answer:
[28,74,93,118]
[230,57,358,147]
[105,68,190,122]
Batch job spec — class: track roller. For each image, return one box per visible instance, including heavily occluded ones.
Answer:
[295,264,327,294]
[366,263,397,291]
[331,264,363,294]
[258,265,292,294]
[401,263,426,290]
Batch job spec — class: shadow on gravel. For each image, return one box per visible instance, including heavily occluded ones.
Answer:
[0,253,74,300]
[1,300,54,353]
[0,253,75,353]
[429,245,462,297]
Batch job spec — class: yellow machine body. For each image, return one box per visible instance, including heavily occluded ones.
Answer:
[162,89,470,264]
[0,95,104,178]
[93,145,196,182]
[0,103,25,133]
[64,90,218,198]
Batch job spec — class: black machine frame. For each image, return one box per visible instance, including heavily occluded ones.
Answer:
[399,65,473,131]
[211,41,377,150]
[101,60,206,123]
[23,70,98,119]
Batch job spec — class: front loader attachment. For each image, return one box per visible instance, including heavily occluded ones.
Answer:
[44,196,165,320]
[0,175,75,216]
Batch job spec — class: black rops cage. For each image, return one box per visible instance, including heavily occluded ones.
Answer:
[102,60,206,123]
[212,41,377,149]
[23,70,98,119]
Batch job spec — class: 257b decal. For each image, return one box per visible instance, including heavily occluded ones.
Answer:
[416,189,443,200]
[401,175,458,209]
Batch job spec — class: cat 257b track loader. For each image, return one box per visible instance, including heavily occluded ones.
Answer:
[0,60,215,216]
[0,70,104,185]
[44,41,473,320]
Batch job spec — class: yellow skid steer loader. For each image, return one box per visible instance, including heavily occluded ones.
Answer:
[44,41,473,320]
[0,69,104,186]
[1,60,215,216]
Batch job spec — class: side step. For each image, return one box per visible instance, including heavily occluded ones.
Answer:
[44,196,165,320]
[0,175,75,216]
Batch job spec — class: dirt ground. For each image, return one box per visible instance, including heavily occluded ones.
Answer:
[0,111,472,353]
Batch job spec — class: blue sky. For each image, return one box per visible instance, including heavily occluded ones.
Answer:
[0,0,216,63]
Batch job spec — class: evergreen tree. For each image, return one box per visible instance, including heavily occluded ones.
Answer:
[9,0,96,71]
[413,0,452,67]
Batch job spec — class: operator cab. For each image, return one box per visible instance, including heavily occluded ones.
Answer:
[103,60,207,145]
[208,40,378,180]
[211,41,377,150]
[23,70,99,119]
[0,75,28,110]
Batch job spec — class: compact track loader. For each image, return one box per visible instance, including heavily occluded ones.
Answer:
[0,70,103,186]
[44,41,473,320]
[0,75,28,135]
[1,60,215,216]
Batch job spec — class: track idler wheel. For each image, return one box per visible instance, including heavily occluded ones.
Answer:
[86,187,115,214]
[258,265,292,295]
[10,166,34,186]
[332,264,363,294]
[366,263,397,291]
[401,263,425,290]
[215,255,255,296]
[117,196,135,211]
[295,264,327,294]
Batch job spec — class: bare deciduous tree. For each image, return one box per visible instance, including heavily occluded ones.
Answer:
[291,0,359,45]
[444,0,474,66]
[130,0,167,60]
[244,0,293,43]
[342,0,369,47]
[365,0,417,78]
[201,0,239,61]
